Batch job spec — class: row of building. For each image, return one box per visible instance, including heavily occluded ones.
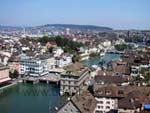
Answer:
[56,47,150,113]
[56,69,150,113]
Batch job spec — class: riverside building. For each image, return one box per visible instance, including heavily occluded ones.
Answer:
[19,57,48,77]
[60,63,90,95]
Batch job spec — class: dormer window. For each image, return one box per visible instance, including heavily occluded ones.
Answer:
[118,90,124,95]
[98,91,102,95]
[106,91,111,95]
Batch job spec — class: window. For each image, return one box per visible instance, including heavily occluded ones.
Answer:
[98,101,103,104]
[98,106,103,109]
[98,91,102,95]
[63,81,65,84]
[74,81,77,85]
[106,91,111,95]
[106,106,110,109]
[116,73,119,75]
[95,111,103,113]
[118,90,124,95]
[106,101,110,104]
[64,108,67,111]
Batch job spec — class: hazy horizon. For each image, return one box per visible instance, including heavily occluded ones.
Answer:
[0,0,150,30]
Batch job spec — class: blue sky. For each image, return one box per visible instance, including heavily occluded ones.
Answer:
[0,0,150,29]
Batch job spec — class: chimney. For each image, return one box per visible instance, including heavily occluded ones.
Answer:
[103,72,106,76]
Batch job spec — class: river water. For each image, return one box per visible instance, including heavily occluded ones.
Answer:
[0,83,66,113]
[82,53,121,67]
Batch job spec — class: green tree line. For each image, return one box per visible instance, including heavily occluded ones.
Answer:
[37,36,84,54]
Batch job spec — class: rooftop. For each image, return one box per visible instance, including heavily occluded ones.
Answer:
[94,75,130,85]
[94,85,150,103]
[62,62,88,76]
[36,54,53,60]
[71,91,97,113]
[108,59,130,75]
[118,97,142,109]
[94,85,124,98]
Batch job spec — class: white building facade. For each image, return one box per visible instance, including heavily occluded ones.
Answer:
[53,47,64,57]
[95,97,118,113]
[55,55,72,68]
[19,58,48,77]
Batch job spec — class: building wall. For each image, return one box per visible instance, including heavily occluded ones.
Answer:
[118,109,135,113]
[118,107,141,113]
[0,57,9,66]
[95,97,118,113]
[56,56,72,68]
[53,48,64,57]
[0,67,10,83]
[60,80,79,95]
[102,41,111,47]
[57,101,80,113]
[60,69,90,95]
[46,57,56,70]
[9,62,20,72]
[19,59,48,76]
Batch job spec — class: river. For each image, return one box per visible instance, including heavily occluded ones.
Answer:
[0,83,66,113]
[82,53,121,67]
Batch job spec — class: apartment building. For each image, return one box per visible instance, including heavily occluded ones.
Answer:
[94,85,120,113]
[60,62,90,95]
[19,57,48,77]
[0,64,10,84]
[55,53,73,68]
[37,54,56,70]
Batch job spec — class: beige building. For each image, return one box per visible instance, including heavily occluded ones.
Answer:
[94,85,120,113]
[0,64,10,84]
[37,54,56,70]
[60,63,90,95]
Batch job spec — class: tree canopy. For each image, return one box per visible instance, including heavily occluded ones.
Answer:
[115,44,131,51]
[37,36,84,54]
[9,70,19,79]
